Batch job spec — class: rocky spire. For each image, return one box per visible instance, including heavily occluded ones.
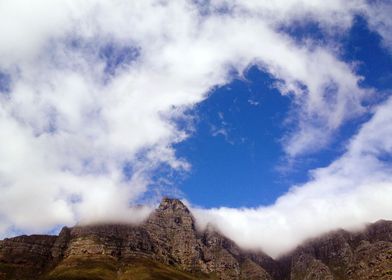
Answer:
[144,198,202,271]
[158,197,190,212]
[147,197,194,229]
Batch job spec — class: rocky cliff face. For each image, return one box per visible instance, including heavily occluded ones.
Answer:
[0,198,391,280]
[286,220,392,280]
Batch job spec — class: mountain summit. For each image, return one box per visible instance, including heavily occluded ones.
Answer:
[0,198,391,280]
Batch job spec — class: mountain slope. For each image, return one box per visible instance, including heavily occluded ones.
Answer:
[0,198,391,280]
[286,219,392,280]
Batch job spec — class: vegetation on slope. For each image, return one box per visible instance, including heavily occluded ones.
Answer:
[42,256,215,280]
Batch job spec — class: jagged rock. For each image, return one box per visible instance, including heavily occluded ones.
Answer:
[285,220,392,280]
[0,235,57,279]
[240,258,273,280]
[0,198,391,280]
[290,251,334,280]
[145,198,204,270]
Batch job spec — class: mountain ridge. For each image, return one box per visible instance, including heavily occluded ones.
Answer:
[0,198,391,279]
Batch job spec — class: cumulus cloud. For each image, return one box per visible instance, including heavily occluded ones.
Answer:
[0,0,389,243]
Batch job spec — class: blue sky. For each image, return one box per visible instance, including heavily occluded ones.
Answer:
[0,0,392,256]
[176,67,293,207]
[174,14,392,208]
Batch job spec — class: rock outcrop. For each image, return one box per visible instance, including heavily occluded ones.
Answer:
[0,198,391,280]
[285,220,392,280]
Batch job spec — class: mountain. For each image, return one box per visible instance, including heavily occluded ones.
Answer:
[0,198,391,280]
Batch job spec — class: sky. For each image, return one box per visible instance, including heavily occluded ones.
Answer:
[0,0,392,258]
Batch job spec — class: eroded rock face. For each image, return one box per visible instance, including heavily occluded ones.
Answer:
[143,198,274,279]
[290,251,334,280]
[0,235,57,279]
[145,198,204,270]
[0,235,56,266]
[286,220,392,280]
[0,198,391,280]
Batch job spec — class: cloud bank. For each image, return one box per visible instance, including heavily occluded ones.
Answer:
[0,0,391,257]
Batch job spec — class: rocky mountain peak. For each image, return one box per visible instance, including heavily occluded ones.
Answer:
[147,197,194,230]
[158,197,190,213]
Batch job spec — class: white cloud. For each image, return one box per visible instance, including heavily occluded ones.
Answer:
[193,97,392,258]
[364,1,392,52]
[0,0,389,243]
